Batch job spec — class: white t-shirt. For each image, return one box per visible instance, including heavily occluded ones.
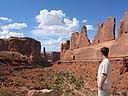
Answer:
[97,58,112,89]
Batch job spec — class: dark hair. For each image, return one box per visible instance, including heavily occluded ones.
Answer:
[101,47,109,57]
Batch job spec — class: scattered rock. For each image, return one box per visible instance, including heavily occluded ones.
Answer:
[28,89,61,96]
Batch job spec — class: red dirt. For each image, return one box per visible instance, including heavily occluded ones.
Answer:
[0,62,127,96]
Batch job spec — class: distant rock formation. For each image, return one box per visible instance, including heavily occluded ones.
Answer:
[61,40,70,52]
[92,17,115,44]
[118,11,128,38]
[61,26,91,51]
[60,11,128,61]
[70,32,79,49]
[79,26,91,48]
[0,37,41,64]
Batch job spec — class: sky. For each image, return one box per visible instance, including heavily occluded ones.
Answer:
[0,0,128,52]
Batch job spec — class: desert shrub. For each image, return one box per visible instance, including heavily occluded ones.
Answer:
[0,91,11,96]
[50,71,84,96]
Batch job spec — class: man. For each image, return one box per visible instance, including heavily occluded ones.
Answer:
[97,47,112,96]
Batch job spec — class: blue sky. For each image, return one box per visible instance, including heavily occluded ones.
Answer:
[0,0,128,52]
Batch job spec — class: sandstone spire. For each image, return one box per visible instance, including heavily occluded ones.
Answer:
[79,26,91,48]
[70,32,79,49]
[92,21,104,44]
[92,17,115,44]
[118,11,128,38]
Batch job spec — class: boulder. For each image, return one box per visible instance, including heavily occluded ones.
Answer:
[28,89,61,96]
[79,26,91,48]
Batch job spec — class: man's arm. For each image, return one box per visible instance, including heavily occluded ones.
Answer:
[99,73,107,90]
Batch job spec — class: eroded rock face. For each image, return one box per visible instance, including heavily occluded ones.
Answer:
[92,21,104,44]
[60,12,128,61]
[70,32,79,49]
[0,37,41,64]
[79,26,91,48]
[118,12,128,38]
[61,40,70,52]
[92,17,115,44]
[103,17,116,41]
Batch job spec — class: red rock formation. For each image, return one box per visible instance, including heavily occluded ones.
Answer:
[0,51,27,62]
[79,26,91,48]
[103,17,116,41]
[118,12,128,38]
[60,40,71,60]
[61,40,70,52]
[0,37,41,64]
[60,12,128,62]
[92,17,115,44]
[52,52,60,62]
[70,32,79,49]
[92,21,104,44]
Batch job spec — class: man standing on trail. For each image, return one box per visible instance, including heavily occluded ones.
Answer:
[97,47,112,96]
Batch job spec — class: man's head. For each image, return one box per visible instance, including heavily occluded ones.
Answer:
[101,47,109,57]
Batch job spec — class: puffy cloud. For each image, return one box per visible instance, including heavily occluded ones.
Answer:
[36,9,65,27]
[41,37,64,51]
[82,19,94,31]
[32,9,95,51]
[0,30,24,39]
[0,22,26,39]
[86,25,94,31]
[1,23,28,30]
[42,37,62,46]
[32,9,80,51]
[0,17,12,22]
[32,9,79,37]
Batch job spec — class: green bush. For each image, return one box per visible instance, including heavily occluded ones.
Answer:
[51,71,84,91]
[0,91,10,96]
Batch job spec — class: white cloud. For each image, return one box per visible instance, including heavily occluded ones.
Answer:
[0,17,12,22]
[43,37,62,46]
[36,9,65,27]
[82,19,87,23]
[82,19,94,31]
[32,9,95,51]
[41,37,64,51]
[32,9,80,51]
[1,23,28,30]
[0,22,26,39]
[32,9,79,37]
[0,30,24,39]
[86,25,94,31]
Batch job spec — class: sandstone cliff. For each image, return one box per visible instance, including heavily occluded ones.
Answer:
[92,17,115,44]
[0,37,41,64]
[60,11,128,61]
